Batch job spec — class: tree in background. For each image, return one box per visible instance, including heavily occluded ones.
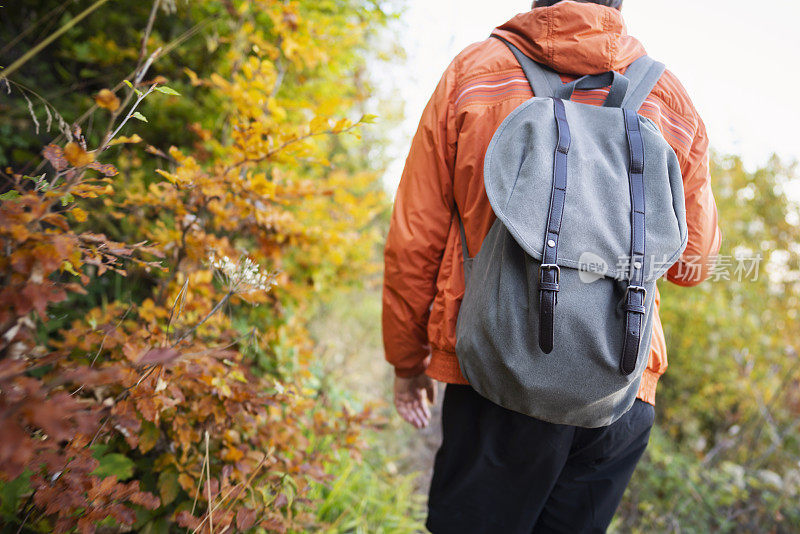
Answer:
[616,155,800,532]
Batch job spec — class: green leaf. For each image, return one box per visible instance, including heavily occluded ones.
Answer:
[0,190,20,201]
[360,114,378,124]
[93,453,135,481]
[125,79,142,97]
[158,468,181,506]
[131,111,148,122]
[154,85,180,96]
[0,470,31,518]
[60,192,74,206]
[90,443,109,458]
[139,421,160,453]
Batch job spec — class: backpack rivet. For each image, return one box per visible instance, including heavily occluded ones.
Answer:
[547,239,555,247]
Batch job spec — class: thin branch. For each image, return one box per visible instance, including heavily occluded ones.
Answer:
[204,431,214,534]
[167,278,190,341]
[186,443,209,534]
[99,83,157,152]
[192,454,269,533]
[14,495,36,534]
[138,0,163,69]
[71,305,133,396]
[224,123,361,173]
[0,1,75,56]
[171,291,232,348]
[0,0,113,81]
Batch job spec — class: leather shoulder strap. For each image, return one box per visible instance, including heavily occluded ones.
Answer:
[620,109,647,375]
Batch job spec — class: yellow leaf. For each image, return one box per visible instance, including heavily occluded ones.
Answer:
[64,142,95,167]
[94,89,120,112]
[230,370,247,383]
[184,67,202,86]
[178,473,195,493]
[155,169,178,184]
[109,134,143,146]
[334,118,351,131]
[71,207,88,222]
[61,261,80,277]
[310,116,329,132]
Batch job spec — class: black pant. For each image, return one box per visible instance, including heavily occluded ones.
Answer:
[427,384,654,534]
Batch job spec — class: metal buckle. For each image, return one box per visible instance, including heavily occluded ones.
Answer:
[624,284,647,301]
[539,264,560,284]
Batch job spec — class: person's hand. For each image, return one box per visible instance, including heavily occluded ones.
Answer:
[394,374,436,429]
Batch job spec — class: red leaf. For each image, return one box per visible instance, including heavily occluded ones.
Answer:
[43,144,68,171]
[20,282,67,320]
[138,347,180,365]
[0,419,34,479]
[236,507,258,530]
[87,161,118,177]
[176,510,201,529]
[273,492,288,508]
[0,359,26,381]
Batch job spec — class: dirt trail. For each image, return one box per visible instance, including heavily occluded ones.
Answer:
[308,289,443,496]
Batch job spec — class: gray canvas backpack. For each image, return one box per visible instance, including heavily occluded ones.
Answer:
[454,37,688,428]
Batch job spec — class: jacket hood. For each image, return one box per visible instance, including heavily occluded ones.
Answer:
[491,1,646,75]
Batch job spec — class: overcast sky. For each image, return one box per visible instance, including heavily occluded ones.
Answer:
[381,0,800,192]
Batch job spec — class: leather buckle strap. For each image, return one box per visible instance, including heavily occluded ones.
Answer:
[539,99,571,355]
[620,109,647,376]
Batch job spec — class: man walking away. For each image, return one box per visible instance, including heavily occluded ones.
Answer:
[383,1,721,532]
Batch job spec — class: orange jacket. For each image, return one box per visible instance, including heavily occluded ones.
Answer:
[382,1,721,405]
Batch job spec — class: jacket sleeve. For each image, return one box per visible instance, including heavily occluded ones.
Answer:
[665,113,722,286]
[382,65,457,378]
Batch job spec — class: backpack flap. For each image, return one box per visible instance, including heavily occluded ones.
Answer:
[483,97,688,283]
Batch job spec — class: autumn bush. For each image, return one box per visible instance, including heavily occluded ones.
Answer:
[0,1,410,532]
[613,155,800,533]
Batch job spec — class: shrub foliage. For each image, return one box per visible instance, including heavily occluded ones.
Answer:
[0,1,394,531]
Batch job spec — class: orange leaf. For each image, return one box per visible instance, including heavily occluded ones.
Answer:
[222,446,244,462]
[95,89,120,112]
[144,75,168,86]
[64,142,95,167]
[146,145,168,158]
